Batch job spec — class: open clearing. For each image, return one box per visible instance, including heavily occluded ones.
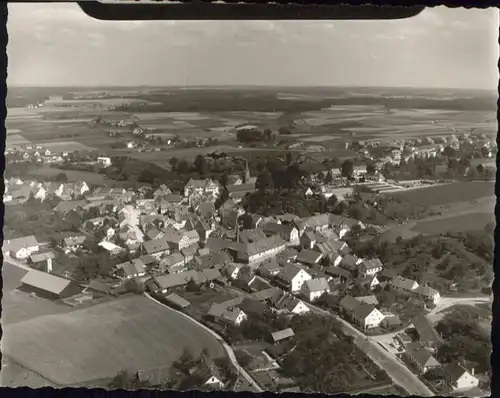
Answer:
[2,295,225,386]
[411,212,493,235]
[37,141,95,152]
[390,181,494,208]
[26,166,110,185]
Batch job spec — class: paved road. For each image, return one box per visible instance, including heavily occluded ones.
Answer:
[144,293,263,392]
[306,302,434,397]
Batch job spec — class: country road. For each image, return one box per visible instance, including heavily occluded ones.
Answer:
[306,302,434,397]
[144,293,263,392]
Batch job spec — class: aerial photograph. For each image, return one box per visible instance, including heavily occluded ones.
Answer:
[2,3,497,396]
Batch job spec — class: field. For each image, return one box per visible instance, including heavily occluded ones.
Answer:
[26,166,110,185]
[390,181,494,208]
[2,295,226,386]
[411,212,494,235]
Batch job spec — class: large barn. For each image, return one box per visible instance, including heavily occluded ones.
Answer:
[19,270,82,300]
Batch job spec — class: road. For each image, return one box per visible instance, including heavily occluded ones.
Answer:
[306,302,434,397]
[426,295,491,321]
[144,293,263,392]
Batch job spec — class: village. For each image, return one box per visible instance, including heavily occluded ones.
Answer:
[2,141,492,395]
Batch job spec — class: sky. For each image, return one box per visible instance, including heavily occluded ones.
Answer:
[6,3,499,90]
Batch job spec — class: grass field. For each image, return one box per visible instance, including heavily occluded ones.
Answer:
[390,181,494,208]
[2,295,226,386]
[411,212,493,234]
[26,166,110,185]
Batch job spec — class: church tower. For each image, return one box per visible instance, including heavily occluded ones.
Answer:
[243,158,251,184]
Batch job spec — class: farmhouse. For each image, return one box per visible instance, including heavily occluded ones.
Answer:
[410,314,442,350]
[404,347,441,374]
[115,259,147,279]
[29,251,55,273]
[207,300,247,326]
[296,249,324,267]
[97,157,112,166]
[271,328,295,345]
[19,269,82,300]
[63,235,86,253]
[98,241,125,255]
[143,238,172,259]
[164,293,191,310]
[160,252,186,274]
[301,277,330,302]
[391,276,419,295]
[3,235,40,260]
[229,235,287,264]
[414,285,441,305]
[446,362,480,392]
[274,264,312,293]
[339,295,385,329]
[358,258,383,277]
[273,296,310,315]
[262,222,299,243]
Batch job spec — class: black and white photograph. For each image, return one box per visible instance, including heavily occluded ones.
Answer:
[2,3,497,396]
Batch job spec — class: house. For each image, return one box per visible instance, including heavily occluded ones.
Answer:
[223,263,243,280]
[53,200,87,215]
[274,264,312,293]
[356,275,380,290]
[139,254,158,269]
[196,202,216,220]
[163,228,199,251]
[325,266,351,284]
[354,295,379,306]
[239,228,268,244]
[63,235,86,253]
[118,205,140,227]
[29,251,55,273]
[181,243,200,264]
[83,280,112,297]
[229,235,287,264]
[391,276,419,295]
[98,241,125,255]
[271,328,295,345]
[446,362,480,392]
[414,285,441,305]
[84,217,106,229]
[320,186,353,201]
[184,178,220,201]
[295,214,331,235]
[410,314,442,349]
[258,258,282,278]
[274,295,310,315]
[195,251,232,271]
[339,295,385,329]
[296,249,324,267]
[238,298,269,318]
[143,238,172,260]
[301,277,330,302]
[97,157,112,166]
[207,299,247,326]
[381,315,402,328]
[340,254,362,271]
[262,222,299,244]
[19,269,82,300]
[164,293,191,310]
[227,183,256,201]
[404,347,441,374]
[115,259,147,279]
[3,235,40,260]
[358,258,383,277]
[178,354,225,391]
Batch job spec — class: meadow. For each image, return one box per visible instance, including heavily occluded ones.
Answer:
[2,295,226,386]
[411,212,493,235]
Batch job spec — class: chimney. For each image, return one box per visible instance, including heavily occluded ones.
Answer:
[471,368,475,376]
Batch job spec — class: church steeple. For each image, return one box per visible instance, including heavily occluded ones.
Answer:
[243,158,251,183]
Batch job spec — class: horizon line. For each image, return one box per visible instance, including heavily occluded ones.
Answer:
[6,84,497,92]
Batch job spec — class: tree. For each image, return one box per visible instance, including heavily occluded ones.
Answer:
[476,164,485,174]
[256,169,274,191]
[443,146,456,158]
[108,370,151,389]
[169,157,179,170]
[55,172,68,182]
[194,155,208,175]
[218,172,229,187]
[366,163,376,176]
[325,171,333,184]
[341,159,354,179]
[177,159,190,174]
